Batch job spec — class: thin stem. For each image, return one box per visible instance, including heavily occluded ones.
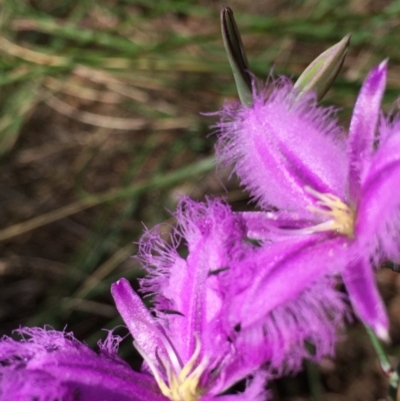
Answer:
[365,325,399,401]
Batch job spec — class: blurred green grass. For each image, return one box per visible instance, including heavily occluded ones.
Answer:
[1,1,400,397]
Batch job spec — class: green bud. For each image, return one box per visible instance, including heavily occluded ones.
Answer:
[294,33,351,101]
[221,7,253,107]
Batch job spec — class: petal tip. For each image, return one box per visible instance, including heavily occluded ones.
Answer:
[375,324,391,344]
[363,59,388,88]
[110,277,129,295]
[378,58,389,71]
[110,280,120,292]
[370,59,388,82]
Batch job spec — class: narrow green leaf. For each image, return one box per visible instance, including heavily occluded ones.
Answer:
[221,7,253,106]
[294,33,351,101]
[0,82,38,157]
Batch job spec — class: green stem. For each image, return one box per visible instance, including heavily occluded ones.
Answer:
[365,325,399,400]
[365,325,391,372]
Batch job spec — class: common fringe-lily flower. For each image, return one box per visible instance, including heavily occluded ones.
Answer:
[111,197,268,401]
[0,198,347,401]
[215,60,394,339]
[113,197,347,385]
[0,198,267,401]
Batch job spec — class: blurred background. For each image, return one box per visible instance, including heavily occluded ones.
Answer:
[1,0,400,400]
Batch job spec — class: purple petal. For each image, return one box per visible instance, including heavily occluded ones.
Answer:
[347,60,387,203]
[215,78,347,213]
[138,198,247,364]
[343,257,389,340]
[220,235,348,373]
[223,235,347,325]
[135,198,275,395]
[230,278,346,377]
[111,278,166,368]
[0,327,166,401]
[357,129,400,262]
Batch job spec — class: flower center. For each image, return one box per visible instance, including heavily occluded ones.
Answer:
[134,334,208,401]
[305,186,355,237]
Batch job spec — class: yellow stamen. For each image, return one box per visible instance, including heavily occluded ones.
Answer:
[305,186,355,237]
[134,334,208,401]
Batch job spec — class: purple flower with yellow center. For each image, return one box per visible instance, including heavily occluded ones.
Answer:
[109,278,267,401]
[0,197,347,400]
[216,60,394,339]
[0,200,266,401]
[110,198,267,401]
[115,197,347,386]
[0,296,264,401]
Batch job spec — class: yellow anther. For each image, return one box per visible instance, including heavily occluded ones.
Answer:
[305,186,355,237]
[134,334,208,401]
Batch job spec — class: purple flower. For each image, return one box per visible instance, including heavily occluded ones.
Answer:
[111,279,267,401]
[216,61,393,339]
[216,77,347,217]
[112,197,347,387]
[0,199,266,401]
[0,197,347,401]
[111,197,269,401]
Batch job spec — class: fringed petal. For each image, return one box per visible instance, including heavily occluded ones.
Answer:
[0,327,166,401]
[224,277,347,379]
[262,276,347,371]
[138,197,249,366]
[215,78,347,214]
[343,257,389,340]
[222,235,347,324]
[133,197,276,397]
[347,60,387,204]
[220,235,348,375]
[1,370,73,401]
